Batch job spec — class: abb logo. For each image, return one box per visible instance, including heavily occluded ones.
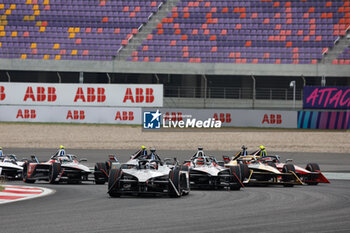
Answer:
[123,88,154,103]
[66,110,85,120]
[213,113,231,123]
[0,86,5,101]
[262,114,282,124]
[163,112,183,121]
[74,87,106,103]
[23,87,57,102]
[115,111,134,121]
[16,109,36,119]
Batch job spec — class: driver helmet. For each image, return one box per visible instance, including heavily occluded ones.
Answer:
[196,158,204,165]
[0,146,2,150]
[150,147,156,153]
[58,156,69,162]
[149,161,158,169]
[60,145,65,149]
[260,145,265,150]
[241,145,247,150]
[141,145,146,150]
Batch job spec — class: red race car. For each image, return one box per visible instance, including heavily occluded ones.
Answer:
[260,155,330,185]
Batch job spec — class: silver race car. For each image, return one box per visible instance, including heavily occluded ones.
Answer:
[108,148,190,197]
[0,154,25,179]
[183,148,244,190]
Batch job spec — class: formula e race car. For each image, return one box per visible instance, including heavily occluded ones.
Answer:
[260,155,330,185]
[0,154,25,179]
[223,152,303,187]
[22,154,91,184]
[183,148,244,190]
[94,154,120,184]
[108,148,190,197]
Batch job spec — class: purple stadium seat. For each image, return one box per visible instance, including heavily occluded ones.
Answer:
[129,0,350,64]
[0,0,167,60]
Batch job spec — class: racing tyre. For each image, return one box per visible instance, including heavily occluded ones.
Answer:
[106,160,116,173]
[239,163,250,180]
[22,162,35,183]
[49,162,60,184]
[229,166,242,190]
[108,169,122,197]
[94,162,108,184]
[179,165,190,196]
[282,164,296,187]
[306,163,320,172]
[169,167,183,198]
[305,163,320,185]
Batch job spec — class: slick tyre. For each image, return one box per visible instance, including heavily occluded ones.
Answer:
[305,163,320,185]
[22,162,35,183]
[229,166,242,191]
[94,162,108,185]
[306,163,320,172]
[49,162,60,184]
[282,164,295,187]
[239,163,250,180]
[179,165,190,196]
[169,167,182,198]
[108,169,122,197]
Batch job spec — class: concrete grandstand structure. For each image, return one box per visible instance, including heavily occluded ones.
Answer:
[0,0,349,109]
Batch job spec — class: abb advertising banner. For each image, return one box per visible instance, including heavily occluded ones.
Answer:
[0,106,297,127]
[145,108,297,128]
[0,83,163,107]
[0,106,141,124]
[303,86,350,109]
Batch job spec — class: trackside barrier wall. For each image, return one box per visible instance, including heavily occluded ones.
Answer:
[0,106,141,124]
[0,106,297,128]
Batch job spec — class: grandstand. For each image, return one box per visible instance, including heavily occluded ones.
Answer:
[0,0,349,109]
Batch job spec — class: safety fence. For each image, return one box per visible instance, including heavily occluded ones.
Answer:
[164,86,302,100]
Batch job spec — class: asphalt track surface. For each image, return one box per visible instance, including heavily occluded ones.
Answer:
[1,148,350,233]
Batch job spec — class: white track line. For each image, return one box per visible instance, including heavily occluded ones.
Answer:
[324,173,350,180]
[0,185,55,205]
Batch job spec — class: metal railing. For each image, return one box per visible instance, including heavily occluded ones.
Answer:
[164,86,302,100]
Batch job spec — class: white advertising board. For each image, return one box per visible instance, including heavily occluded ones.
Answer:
[0,83,163,107]
[0,105,141,124]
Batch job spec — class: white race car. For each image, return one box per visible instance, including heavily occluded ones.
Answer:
[108,149,190,197]
[0,154,25,179]
[23,154,91,184]
[183,148,244,190]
